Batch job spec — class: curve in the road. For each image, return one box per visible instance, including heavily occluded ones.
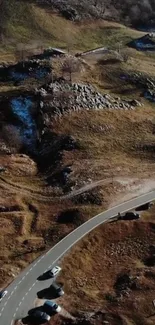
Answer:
[1,189,155,325]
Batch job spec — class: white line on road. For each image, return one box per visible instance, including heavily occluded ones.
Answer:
[2,190,155,325]
[40,255,44,259]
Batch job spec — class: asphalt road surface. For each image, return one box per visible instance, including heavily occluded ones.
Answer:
[1,190,155,325]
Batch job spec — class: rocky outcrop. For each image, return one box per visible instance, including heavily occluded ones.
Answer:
[36,0,155,27]
[36,81,142,120]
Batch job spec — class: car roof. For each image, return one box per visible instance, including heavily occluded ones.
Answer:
[51,282,60,289]
[32,310,43,316]
[44,300,57,306]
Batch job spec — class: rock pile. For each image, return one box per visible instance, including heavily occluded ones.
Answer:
[37,81,142,117]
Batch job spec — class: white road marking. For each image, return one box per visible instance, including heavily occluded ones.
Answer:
[40,255,44,259]
[4,302,7,306]
[16,307,18,312]
[2,190,155,324]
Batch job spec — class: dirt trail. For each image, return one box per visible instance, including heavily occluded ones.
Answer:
[0,176,54,202]
[1,174,155,205]
[0,175,134,202]
[61,177,138,200]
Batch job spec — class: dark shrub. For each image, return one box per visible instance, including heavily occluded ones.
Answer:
[57,208,85,226]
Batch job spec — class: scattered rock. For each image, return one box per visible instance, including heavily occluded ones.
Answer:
[38,81,141,121]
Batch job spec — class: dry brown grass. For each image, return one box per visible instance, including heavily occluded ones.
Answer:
[1,100,155,288]
[0,4,147,62]
[51,107,155,182]
[1,4,155,296]
[57,219,155,324]
[0,154,107,287]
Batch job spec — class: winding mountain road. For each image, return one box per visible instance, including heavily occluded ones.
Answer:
[1,190,155,325]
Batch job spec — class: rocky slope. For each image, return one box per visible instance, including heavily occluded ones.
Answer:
[36,0,155,27]
[36,79,142,125]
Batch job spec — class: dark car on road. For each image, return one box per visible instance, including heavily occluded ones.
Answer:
[135,202,154,211]
[28,310,50,324]
[50,282,64,297]
[44,300,61,315]
[118,212,140,220]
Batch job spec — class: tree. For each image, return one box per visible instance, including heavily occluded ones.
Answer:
[61,56,81,84]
